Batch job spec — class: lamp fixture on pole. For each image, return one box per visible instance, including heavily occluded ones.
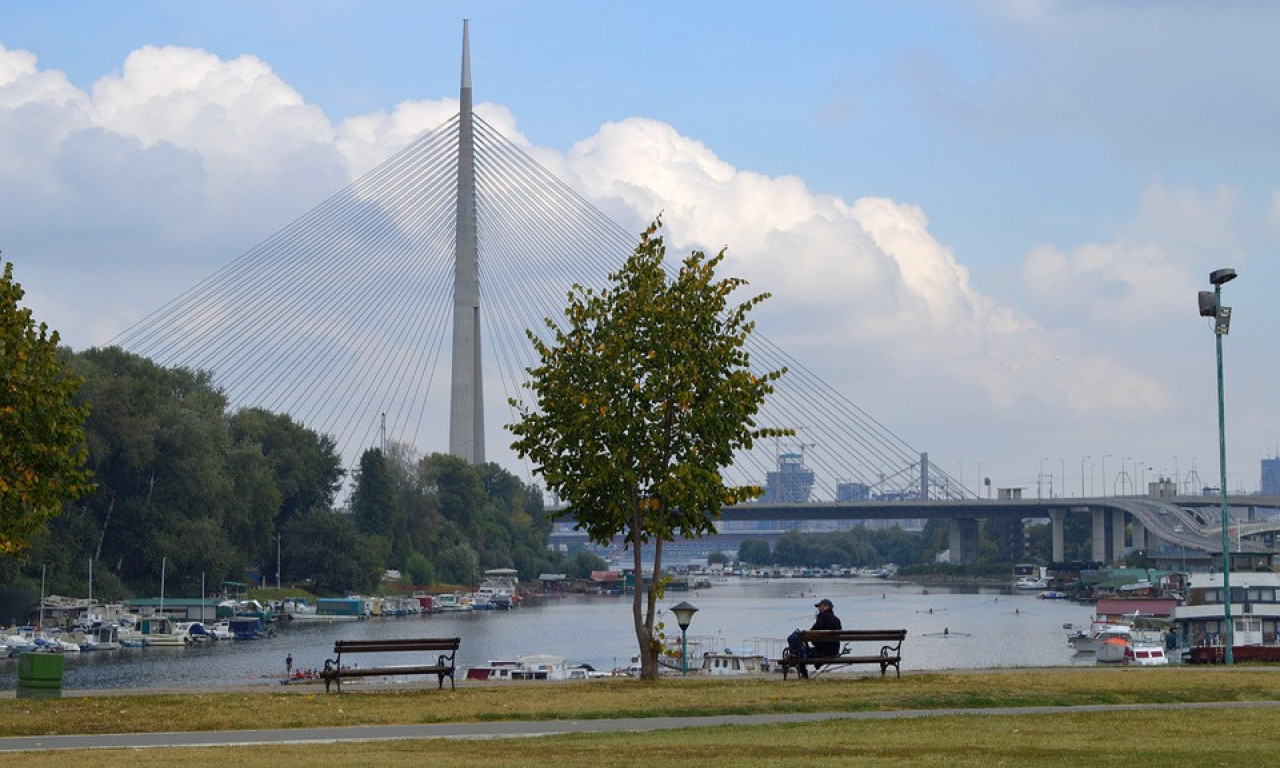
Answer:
[670,601,699,676]
[1199,266,1237,664]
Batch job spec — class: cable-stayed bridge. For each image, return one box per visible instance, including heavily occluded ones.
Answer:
[114,22,969,507]
[109,23,1280,567]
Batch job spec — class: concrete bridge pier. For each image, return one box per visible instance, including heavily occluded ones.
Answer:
[1091,508,1107,563]
[1111,508,1127,563]
[1050,509,1065,563]
[949,517,980,564]
[1132,517,1147,556]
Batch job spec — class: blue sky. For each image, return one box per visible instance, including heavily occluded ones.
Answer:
[3,1,1279,494]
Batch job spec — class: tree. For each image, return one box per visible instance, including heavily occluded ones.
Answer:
[737,538,772,567]
[509,219,787,679]
[228,407,343,529]
[0,262,92,554]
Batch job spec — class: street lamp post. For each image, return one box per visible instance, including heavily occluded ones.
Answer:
[1081,455,1091,498]
[671,601,699,676]
[1199,267,1237,664]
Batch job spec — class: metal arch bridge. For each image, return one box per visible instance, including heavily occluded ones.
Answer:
[108,22,970,504]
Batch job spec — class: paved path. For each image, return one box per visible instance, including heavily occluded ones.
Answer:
[3,700,1279,752]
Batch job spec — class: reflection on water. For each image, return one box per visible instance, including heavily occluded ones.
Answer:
[3,578,1098,692]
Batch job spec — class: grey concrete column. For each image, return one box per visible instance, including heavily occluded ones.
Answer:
[1092,508,1107,563]
[1050,509,1065,563]
[1132,518,1147,554]
[1111,508,1126,562]
[949,518,980,564]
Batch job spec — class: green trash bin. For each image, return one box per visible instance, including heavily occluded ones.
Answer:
[17,651,64,698]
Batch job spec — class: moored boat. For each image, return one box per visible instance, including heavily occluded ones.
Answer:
[699,650,769,676]
[1175,571,1280,663]
[138,615,187,647]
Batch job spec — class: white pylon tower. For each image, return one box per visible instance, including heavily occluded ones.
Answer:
[448,19,484,464]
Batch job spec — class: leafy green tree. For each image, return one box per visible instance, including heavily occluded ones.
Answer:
[737,538,772,567]
[0,262,93,554]
[351,448,400,540]
[509,220,787,679]
[282,508,382,594]
[67,347,233,589]
[227,407,343,529]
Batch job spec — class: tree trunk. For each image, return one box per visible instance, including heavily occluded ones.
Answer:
[629,515,658,679]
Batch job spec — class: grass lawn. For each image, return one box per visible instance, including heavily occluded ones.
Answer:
[3,667,1280,766]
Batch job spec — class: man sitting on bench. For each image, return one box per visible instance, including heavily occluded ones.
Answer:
[789,598,842,678]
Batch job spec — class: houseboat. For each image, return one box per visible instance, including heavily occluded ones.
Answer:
[1175,571,1280,663]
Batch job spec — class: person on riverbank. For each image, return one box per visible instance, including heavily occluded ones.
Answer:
[809,598,842,659]
[788,598,842,678]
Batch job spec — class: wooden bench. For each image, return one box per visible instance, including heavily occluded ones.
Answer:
[320,637,460,693]
[779,629,906,679]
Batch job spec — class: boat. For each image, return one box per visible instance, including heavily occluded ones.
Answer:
[1013,563,1050,590]
[1123,643,1169,666]
[434,593,473,612]
[81,624,124,651]
[1094,631,1132,663]
[1175,571,1280,663]
[1068,620,1133,653]
[465,654,599,681]
[138,615,187,646]
[472,568,519,610]
[699,650,769,676]
[1,627,39,657]
[228,616,272,640]
[280,598,361,622]
[175,621,216,643]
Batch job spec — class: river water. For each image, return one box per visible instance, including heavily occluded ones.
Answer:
[3,578,1100,692]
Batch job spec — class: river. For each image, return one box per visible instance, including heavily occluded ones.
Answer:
[3,577,1100,692]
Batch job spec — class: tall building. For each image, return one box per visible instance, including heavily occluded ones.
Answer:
[1262,457,1280,495]
[763,453,814,503]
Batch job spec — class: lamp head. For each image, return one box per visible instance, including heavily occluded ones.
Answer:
[1209,268,1237,286]
[670,601,698,631]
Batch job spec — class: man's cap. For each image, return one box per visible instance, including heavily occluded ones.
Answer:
[815,598,833,608]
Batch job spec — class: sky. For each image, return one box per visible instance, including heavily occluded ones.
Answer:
[3,0,1279,497]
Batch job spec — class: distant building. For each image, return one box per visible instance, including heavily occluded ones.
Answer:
[1262,457,1280,495]
[836,481,871,501]
[763,452,814,503]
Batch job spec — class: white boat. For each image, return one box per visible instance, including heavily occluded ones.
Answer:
[699,651,769,676]
[138,615,188,647]
[434,593,473,612]
[472,568,519,610]
[1123,643,1169,666]
[207,621,235,641]
[1013,564,1050,590]
[175,621,216,643]
[81,624,124,651]
[465,654,600,681]
[1068,620,1132,653]
[1,628,38,656]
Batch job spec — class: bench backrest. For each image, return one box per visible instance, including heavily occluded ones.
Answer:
[333,637,461,654]
[802,629,906,643]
